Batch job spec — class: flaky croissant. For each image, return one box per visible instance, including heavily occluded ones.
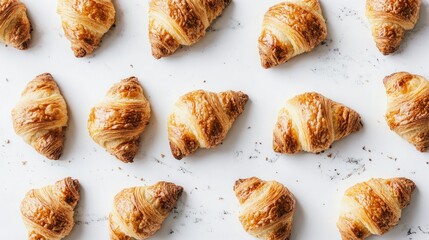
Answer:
[149,0,231,59]
[366,0,421,55]
[273,92,362,154]
[57,0,116,57]
[337,177,415,240]
[20,177,80,240]
[384,72,429,152]
[88,77,151,163]
[12,73,68,160]
[109,181,183,239]
[168,89,248,159]
[0,0,31,49]
[258,0,327,68]
[234,177,296,240]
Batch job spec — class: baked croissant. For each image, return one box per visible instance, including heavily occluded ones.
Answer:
[149,0,231,59]
[384,72,429,152]
[273,92,362,154]
[109,181,183,239]
[168,89,248,160]
[20,177,80,240]
[337,177,415,240]
[0,0,31,49]
[88,77,151,163]
[12,73,68,160]
[234,177,296,240]
[57,0,116,57]
[366,0,421,55]
[258,0,327,68]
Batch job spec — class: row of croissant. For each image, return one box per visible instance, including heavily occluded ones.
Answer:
[20,176,416,239]
[11,71,429,163]
[1,0,422,65]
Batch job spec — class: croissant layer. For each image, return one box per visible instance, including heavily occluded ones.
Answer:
[258,0,327,68]
[234,177,296,240]
[168,89,248,159]
[337,177,415,240]
[20,177,80,240]
[273,92,362,154]
[88,77,151,163]
[109,181,183,239]
[149,0,231,59]
[384,72,429,151]
[0,0,31,49]
[57,0,116,57]
[12,73,68,160]
[366,0,421,55]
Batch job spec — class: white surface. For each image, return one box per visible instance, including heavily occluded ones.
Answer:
[0,0,428,239]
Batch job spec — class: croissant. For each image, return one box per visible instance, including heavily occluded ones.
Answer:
[20,177,80,240]
[57,0,116,57]
[258,0,327,68]
[88,77,151,163]
[12,73,68,160]
[168,89,248,159]
[109,181,183,239]
[148,0,231,59]
[234,177,296,240]
[273,92,362,154]
[366,0,421,55]
[384,72,429,152]
[337,177,416,240]
[0,0,31,49]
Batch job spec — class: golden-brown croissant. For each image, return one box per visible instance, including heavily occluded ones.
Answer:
[20,177,80,240]
[384,72,429,152]
[57,0,116,57]
[258,0,327,68]
[337,177,415,240]
[0,0,31,49]
[234,177,296,240]
[88,77,151,163]
[148,0,231,59]
[109,181,183,239]
[12,73,68,160]
[273,92,362,154]
[366,0,421,55]
[168,89,248,160]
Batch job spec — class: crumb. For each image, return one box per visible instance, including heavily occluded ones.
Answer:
[22,161,27,165]
[218,197,224,200]
[327,153,332,158]
[5,139,10,144]
[247,126,251,129]
[369,158,372,161]
[161,154,165,158]
[118,167,122,170]
[203,80,206,83]
[169,229,174,234]
[140,178,144,181]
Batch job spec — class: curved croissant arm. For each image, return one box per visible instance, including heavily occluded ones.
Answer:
[273,92,362,154]
[337,177,415,240]
[20,177,80,240]
[168,89,248,159]
[109,181,183,239]
[0,0,31,49]
[12,73,68,160]
[258,0,327,68]
[88,77,151,163]
[366,0,421,55]
[149,0,231,59]
[234,177,296,240]
[57,0,116,57]
[384,72,429,152]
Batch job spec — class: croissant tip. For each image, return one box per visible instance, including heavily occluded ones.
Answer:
[16,39,30,50]
[73,48,87,58]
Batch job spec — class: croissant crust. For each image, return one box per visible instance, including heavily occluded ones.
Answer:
[0,0,31,49]
[234,177,296,240]
[337,177,415,240]
[109,181,183,239]
[168,89,248,159]
[12,73,68,160]
[258,0,327,68]
[20,177,80,240]
[384,72,429,151]
[88,77,151,163]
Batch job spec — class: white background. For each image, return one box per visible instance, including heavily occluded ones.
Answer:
[0,0,428,239]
